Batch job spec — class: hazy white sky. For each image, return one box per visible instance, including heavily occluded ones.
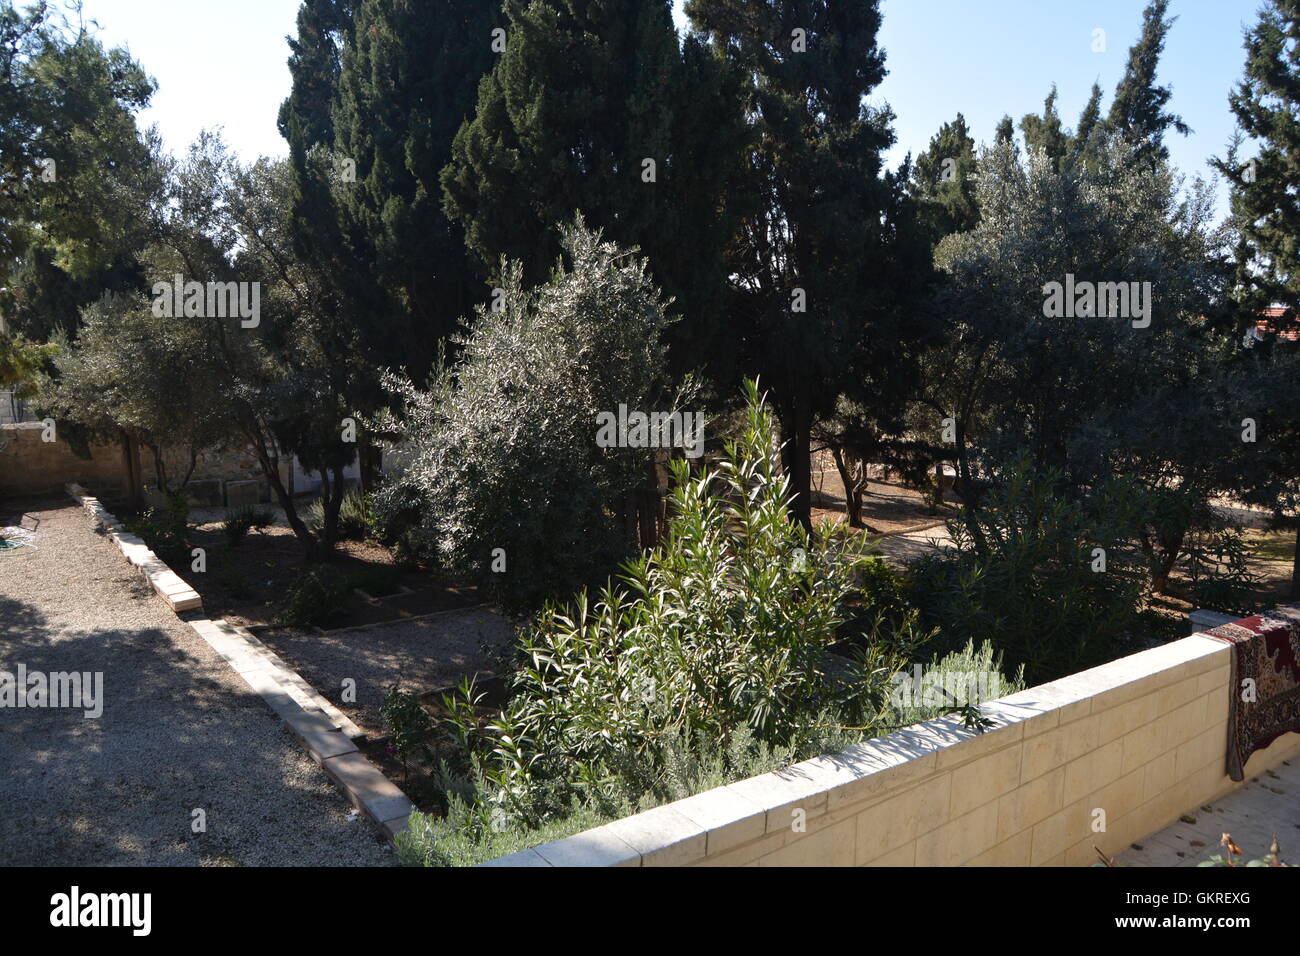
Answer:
[75,0,1263,220]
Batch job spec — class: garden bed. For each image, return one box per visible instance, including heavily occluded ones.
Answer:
[106,499,479,629]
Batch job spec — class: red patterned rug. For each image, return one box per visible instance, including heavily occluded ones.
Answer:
[1205,605,1300,781]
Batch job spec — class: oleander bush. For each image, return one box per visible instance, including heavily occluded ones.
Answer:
[396,381,949,866]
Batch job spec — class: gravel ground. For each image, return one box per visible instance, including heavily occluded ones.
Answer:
[259,607,515,736]
[0,497,394,866]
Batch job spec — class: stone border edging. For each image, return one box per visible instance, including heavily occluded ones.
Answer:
[67,482,202,612]
[64,483,413,840]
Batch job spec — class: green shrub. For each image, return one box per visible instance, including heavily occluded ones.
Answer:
[305,489,375,542]
[907,458,1149,685]
[126,489,190,552]
[221,505,274,546]
[1181,526,1257,616]
[372,221,673,613]
[381,685,434,776]
[399,381,929,864]
[275,566,351,628]
[887,639,1025,729]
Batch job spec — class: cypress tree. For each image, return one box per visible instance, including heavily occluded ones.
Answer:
[1214,0,1300,596]
[684,0,930,528]
[441,0,746,378]
[910,112,979,245]
[324,0,503,375]
[1020,86,1069,171]
[1069,81,1104,167]
[1105,0,1189,161]
[1215,0,1298,325]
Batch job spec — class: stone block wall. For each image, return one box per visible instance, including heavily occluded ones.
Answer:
[0,423,131,498]
[487,621,1300,867]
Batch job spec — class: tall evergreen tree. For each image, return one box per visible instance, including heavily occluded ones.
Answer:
[442,0,746,378]
[278,0,352,160]
[1070,81,1104,166]
[1215,0,1298,327]
[322,0,502,376]
[1105,0,1189,161]
[1214,0,1300,596]
[1020,86,1069,171]
[994,114,1016,147]
[684,0,931,528]
[910,112,979,245]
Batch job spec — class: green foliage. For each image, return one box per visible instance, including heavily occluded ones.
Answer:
[221,505,274,546]
[397,382,927,866]
[0,332,57,396]
[0,3,158,339]
[306,489,374,542]
[374,220,672,612]
[1104,0,1189,164]
[910,112,980,245]
[276,566,351,628]
[381,685,433,776]
[443,0,743,378]
[1181,526,1257,616]
[684,0,934,527]
[320,0,501,378]
[908,460,1151,685]
[887,639,1026,730]
[125,490,190,554]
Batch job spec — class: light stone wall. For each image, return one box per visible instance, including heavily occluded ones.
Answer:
[487,626,1300,867]
[0,423,130,497]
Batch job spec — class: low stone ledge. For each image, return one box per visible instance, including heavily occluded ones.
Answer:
[483,618,1300,868]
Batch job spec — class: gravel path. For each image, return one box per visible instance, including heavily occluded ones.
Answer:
[0,498,393,866]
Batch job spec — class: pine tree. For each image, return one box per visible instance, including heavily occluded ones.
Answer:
[684,0,931,528]
[910,112,979,245]
[441,0,746,378]
[1105,0,1189,161]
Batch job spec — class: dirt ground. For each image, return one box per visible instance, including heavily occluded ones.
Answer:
[809,450,957,534]
[105,500,477,629]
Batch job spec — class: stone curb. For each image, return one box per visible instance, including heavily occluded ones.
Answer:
[67,483,201,612]
[65,483,412,841]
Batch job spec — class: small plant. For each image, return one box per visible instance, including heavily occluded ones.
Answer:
[275,565,351,628]
[1198,833,1289,867]
[382,684,434,777]
[305,489,375,542]
[217,567,254,601]
[126,489,190,553]
[221,505,275,546]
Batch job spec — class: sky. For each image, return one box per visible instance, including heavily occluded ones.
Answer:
[74,0,1265,220]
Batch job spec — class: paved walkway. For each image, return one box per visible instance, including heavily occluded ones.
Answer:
[0,498,392,865]
[1117,756,1299,866]
[871,522,956,564]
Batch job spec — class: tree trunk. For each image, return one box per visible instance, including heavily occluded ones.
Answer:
[246,434,320,559]
[1150,527,1186,596]
[954,419,988,558]
[1291,524,1299,601]
[780,408,813,531]
[830,444,867,529]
